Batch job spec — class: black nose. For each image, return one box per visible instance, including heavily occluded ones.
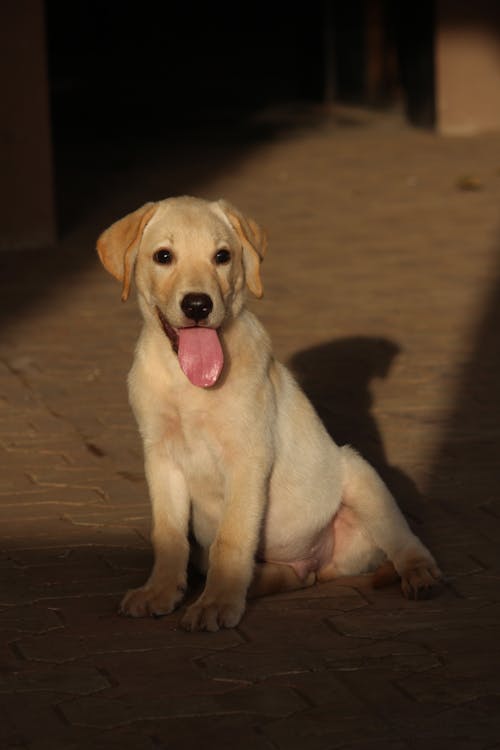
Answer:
[180,293,213,323]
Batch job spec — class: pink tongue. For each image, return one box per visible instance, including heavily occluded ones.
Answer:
[177,328,224,388]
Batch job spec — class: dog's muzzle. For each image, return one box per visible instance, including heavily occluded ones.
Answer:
[156,306,224,388]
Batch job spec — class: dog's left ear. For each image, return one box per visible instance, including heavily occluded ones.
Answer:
[97,202,157,301]
[217,200,267,298]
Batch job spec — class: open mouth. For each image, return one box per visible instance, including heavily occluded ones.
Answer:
[156,307,224,388]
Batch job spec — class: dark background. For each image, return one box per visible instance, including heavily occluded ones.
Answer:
[46,0,436,143]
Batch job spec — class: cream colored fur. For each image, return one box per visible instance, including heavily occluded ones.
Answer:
[97,196,441,632]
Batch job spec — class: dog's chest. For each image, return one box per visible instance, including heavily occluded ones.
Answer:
[163,402,224,494]
[165,405,226,542]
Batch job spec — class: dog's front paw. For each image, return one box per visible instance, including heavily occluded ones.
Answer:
[120,581,185,618]
[180,593,246,632]
[400,559,443,600]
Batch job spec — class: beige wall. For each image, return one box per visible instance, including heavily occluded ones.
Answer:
[0,0,55,250]
[436,0,500,136]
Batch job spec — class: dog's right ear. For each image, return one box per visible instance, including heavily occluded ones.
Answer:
[97,202,157,301]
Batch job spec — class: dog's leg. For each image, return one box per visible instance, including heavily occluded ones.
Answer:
[181,467,270,632]
[340,446,442,599]
[120,448,190,617]
[248,562,316,598]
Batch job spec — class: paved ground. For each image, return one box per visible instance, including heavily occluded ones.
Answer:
[1,106,500,748]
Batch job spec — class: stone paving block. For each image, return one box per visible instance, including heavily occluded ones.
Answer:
[36,593,122,628]
[0,605,62,634]
[25,413,80,436]
[30,571,143,602]
[408,742,495,750]
[0,706,25,749]
[461,514,500,547]
[323,639,440,673]
[340,743,411,750]
[143,716,278,750]
[17,559,124,587]
[14,634,92,664]
[62,507,150,532]
[263,707,392,750]
[264,670,367,715]
[0,488,103,516]
[395,660,500,707]
[0,471,43,495]
[238,607,368,652]
[1,435,79,455]
[0,389,38,413]
[0,568,44,607]
[431,544,487,578]
[2,523,146,551]
[88,475,148,505]
[256,593,369,614]
[400,620,500,657]
[78,429,142,461]
[7,544,137,568]
[26,465,115,486]
[48,715,279,750]
[0,664,110,695]
[0,637,24,672]
[407,695,500,744]
[0,561,141,607]
[14,621,243,664]
[96,619,244,651]
[56,444,127,470]
[23,544,114,571]
[200,647,326,682]
[338,669,446,725]
[59,684,307,728]
[26,473,107,501]
[0,501,107,525]
[328,595,474,640]
[0,552,18,570]
[449,572,500,601]
[0,691,101,748]
[97,648,246,698]
[255,580,370,613]
[101,546,152,572]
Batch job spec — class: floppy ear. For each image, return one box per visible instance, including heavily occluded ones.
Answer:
[96,202,157,301]
[217,200,267,298]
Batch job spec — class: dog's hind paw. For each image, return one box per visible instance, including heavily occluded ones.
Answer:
[400,560,443,600]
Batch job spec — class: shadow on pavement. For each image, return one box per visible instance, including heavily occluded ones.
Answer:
[0,100,362,334]
[424,241,500,527]
[0,116,296,333]
[289,336,425,523]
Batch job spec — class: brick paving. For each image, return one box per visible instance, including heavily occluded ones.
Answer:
[1,106,500,748]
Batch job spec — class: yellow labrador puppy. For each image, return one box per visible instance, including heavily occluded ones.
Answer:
[97,196,441,631]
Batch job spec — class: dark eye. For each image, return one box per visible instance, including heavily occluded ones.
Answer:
[153,249,173,265]
[214,249,231,265]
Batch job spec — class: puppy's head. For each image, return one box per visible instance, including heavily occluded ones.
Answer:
[97,196,266,387]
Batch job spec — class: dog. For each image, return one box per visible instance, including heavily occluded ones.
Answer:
[97,196,442,631]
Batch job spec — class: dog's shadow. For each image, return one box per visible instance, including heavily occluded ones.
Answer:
[289,336,423,522]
